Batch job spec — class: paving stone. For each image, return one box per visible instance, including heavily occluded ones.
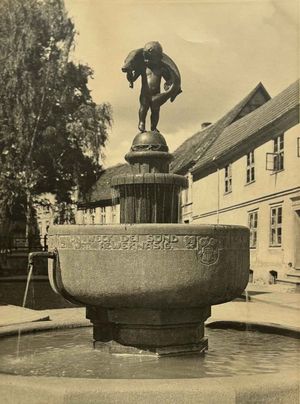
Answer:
[0,305,49,327]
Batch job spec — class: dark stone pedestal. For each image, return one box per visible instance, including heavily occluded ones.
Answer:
[86,306,210,356]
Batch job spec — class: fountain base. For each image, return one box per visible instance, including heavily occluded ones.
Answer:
[87,306,210,356]
[93,339,208,356]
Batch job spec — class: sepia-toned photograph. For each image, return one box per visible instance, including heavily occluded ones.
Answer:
[0,0,299,402]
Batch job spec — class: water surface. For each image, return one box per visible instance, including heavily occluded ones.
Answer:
[0,327,299,379]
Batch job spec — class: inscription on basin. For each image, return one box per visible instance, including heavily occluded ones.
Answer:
[48,233,248,266]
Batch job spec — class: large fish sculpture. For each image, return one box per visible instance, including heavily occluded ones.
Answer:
[122,47,182,106]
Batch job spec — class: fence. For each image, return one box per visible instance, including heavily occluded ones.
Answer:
[0,236,48,255]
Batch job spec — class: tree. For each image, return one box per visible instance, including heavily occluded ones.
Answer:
[0,0,112,243]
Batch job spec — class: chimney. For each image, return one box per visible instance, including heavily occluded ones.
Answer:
[201,122,212,129]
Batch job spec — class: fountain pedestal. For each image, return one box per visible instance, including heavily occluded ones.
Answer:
[87,306,210,355]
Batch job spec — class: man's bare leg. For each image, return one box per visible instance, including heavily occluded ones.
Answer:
[138,98,150,132]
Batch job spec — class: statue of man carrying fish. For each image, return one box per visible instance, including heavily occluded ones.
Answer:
[122,41,182,133]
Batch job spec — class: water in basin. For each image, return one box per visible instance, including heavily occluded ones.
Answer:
[0,327,299,379]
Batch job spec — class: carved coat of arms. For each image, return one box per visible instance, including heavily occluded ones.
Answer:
[197,237,219,265]
[183,235,220,265]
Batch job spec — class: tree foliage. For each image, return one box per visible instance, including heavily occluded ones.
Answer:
[0,0,112,237]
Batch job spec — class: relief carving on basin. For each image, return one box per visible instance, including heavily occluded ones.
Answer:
[48,223,250,309]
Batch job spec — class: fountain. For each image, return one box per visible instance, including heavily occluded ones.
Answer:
[0,42,299,402]
[46,134,249,356]
[44,41,249,356]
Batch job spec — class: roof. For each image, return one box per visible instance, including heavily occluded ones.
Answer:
[192,79,300,177]
[170,82,271,174]
[78,163,135,206]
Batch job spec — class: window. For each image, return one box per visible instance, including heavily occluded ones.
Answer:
[89,208,96,224]
[266,134,284,171]
[248,211,258,248]
[224,164,232,193]
[246,151,255,183]
[100,207,106,224]
[181,188,189,206]
[181,174,192,206]
[273,134,284,171]
[111,205,117,224]
[270,206,282,246]
[297,137,300,157]
[38,222,43,234]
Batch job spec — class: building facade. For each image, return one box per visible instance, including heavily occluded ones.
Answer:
[179,80,300,284]
[75,163,130,225]
[191,124,300,282]
[76,204,120,225]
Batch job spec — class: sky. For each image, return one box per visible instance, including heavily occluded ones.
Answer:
[64,0,299,167]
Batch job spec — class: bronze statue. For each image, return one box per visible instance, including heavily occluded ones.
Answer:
[122,41,182,133]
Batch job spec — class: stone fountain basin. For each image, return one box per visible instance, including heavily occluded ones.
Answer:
[47,224,249,308]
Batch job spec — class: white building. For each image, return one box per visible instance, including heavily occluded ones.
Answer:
[174,79,300,285]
